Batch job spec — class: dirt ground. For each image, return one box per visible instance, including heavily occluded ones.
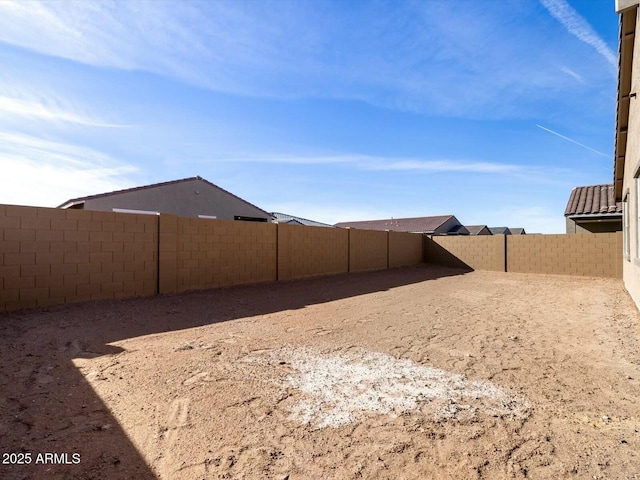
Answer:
[1,265,640,480]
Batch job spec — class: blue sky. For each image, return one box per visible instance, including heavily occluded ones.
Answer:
[0,0,620,233]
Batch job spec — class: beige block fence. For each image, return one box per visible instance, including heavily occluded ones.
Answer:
[0,203,623,312]
[0,205,424,312]
[425,233,622,278]
[424,235,506,272]
[0,204,157,312]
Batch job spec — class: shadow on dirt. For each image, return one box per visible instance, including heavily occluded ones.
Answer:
[0,264,470,479]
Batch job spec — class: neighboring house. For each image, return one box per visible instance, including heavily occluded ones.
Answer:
[271,212,334,227]
[615,0,640,308]
[489,227,512,235]
[335,215,469,235]
[465,225,493,235]
[564,184,622,234]
[58,176,272,222]
[510,228,527,235]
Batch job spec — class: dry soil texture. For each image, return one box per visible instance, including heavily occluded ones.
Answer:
[1,265,640,479]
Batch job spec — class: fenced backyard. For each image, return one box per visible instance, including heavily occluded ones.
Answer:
[0,266,638,479]
[0,203,623,312]
[0,203,636,479]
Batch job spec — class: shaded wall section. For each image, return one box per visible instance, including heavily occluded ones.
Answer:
[425,232,622,279]
[425,235,505,271]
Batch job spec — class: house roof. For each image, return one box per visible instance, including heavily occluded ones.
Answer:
[57,176,271,216]
[335,215,458,233]
[465,225,492,235]
[446,224,470,235]
[510,228,526,235]
[614,4,637,201]
[489,227,511,235]
[564,184,622,217]
[270,212,333,227]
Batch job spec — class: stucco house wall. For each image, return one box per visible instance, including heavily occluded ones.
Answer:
[60,177,272,222]
[616,1,640,308]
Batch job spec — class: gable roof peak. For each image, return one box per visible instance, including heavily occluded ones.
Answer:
[57,175,270,216]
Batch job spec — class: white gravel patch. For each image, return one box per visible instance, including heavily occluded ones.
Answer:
[250,346,531,429]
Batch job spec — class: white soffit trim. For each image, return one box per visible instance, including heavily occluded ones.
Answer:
[617,0,640,13]
[112,208,159,215]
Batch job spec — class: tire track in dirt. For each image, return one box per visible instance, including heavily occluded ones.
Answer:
[157,398,191,479]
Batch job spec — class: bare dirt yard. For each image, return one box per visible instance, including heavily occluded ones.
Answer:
[1,265,640,480]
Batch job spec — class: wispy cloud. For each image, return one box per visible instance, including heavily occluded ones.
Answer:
[541,0,617,68]
[203,153,522,174]
[0,130,137,207]
[366,160,521,174]
[559,66,585,83]
[0,0,615,119]
[536,124,609,157]
[0,95,128,127]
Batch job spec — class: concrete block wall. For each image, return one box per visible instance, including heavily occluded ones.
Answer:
[10,202,621,309]
[0,204,157,311]
[389,231,424,268]
[507,232,622,278]
[425,235,505,271]
[158,214,179,294]
[1,203,430,312]
[348,228,388,272]
[174,217,277,291]
[426,232,622,279]
[278,224,349,280]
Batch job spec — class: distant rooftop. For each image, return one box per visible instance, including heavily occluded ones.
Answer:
[335,215,464,234]
[465,225,492,235]
[489,227,511,235]
[271,212,333,227]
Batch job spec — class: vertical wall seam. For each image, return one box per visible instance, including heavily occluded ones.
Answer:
[422,234,426,263]
[347,228,351,273]
[156,214,160,295]
[386,230,390,269]
[275,223,279,281]
[504,234,508,272]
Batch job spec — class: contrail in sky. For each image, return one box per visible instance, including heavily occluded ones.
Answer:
[535,124,609,158]
[540,0,617,68]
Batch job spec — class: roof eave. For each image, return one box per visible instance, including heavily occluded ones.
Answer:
[614,6,637,201]
[58,200,85,209]
[566,213,623,219]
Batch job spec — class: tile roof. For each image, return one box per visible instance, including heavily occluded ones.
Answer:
[564,184,623,216]
[270,212,333,227]
[57,176,270,216]
[335,215,456,233]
